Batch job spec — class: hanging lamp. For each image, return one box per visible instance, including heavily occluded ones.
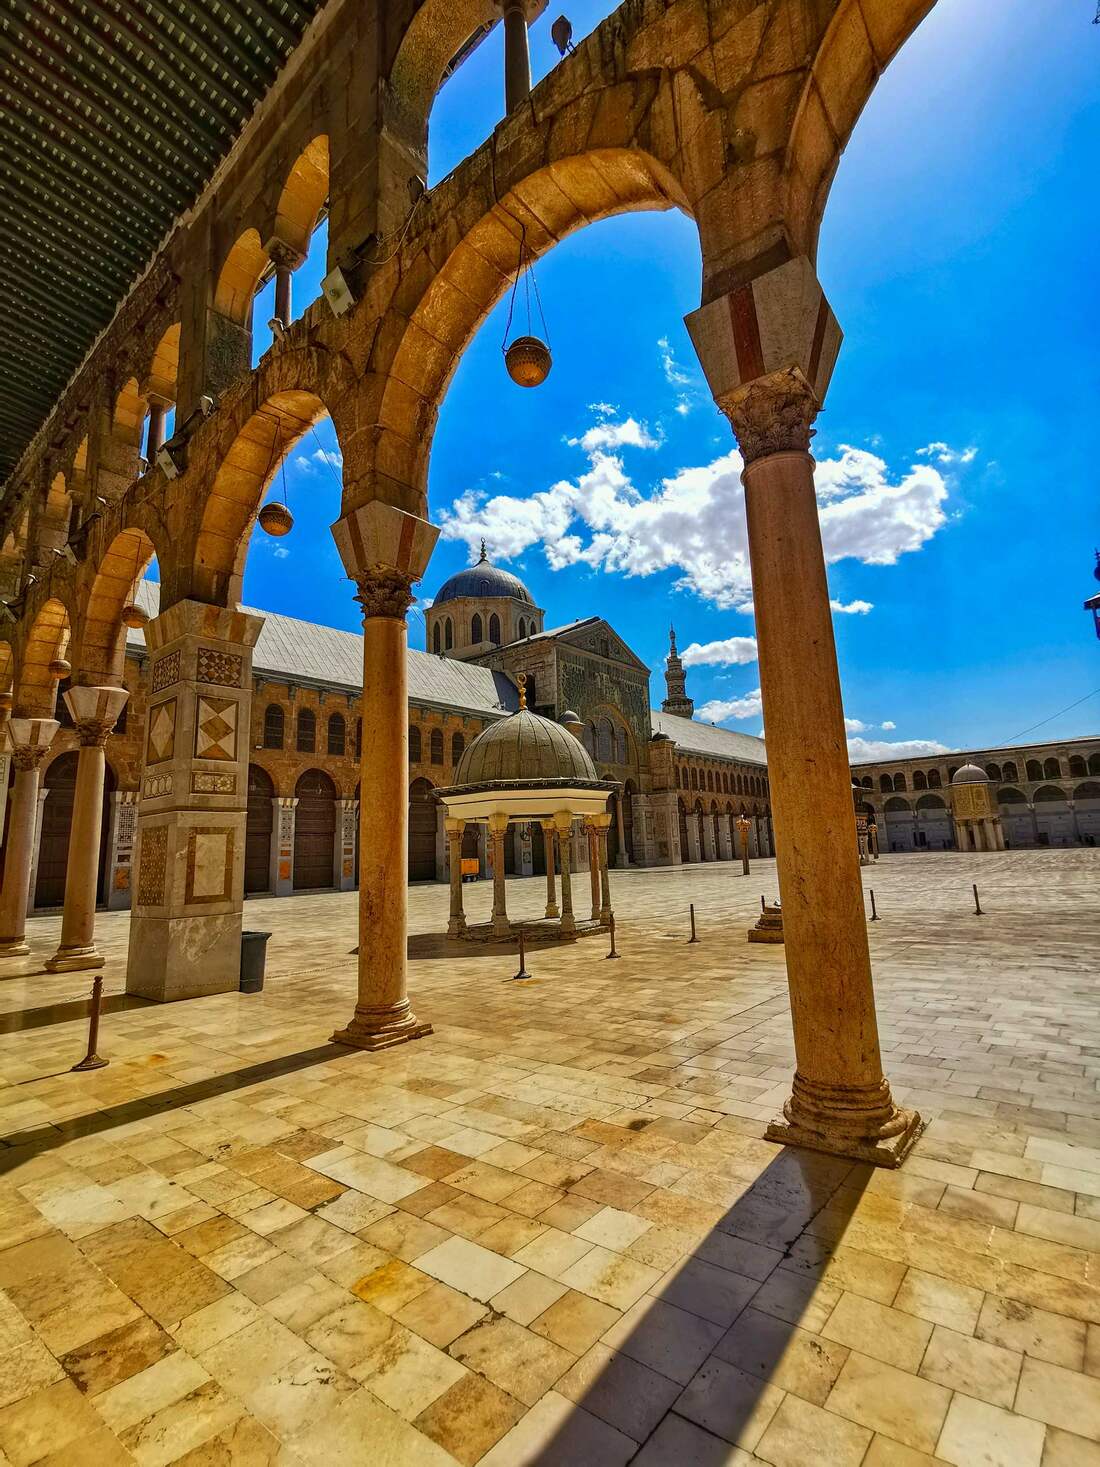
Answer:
[502,224,552,388]
[258,414,295,537]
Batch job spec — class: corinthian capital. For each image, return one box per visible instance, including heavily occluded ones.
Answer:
[331,502,440,622]
[8,717,58,770]
[717,370,820,464]
[74,718,116,748]
[353,568,417,621]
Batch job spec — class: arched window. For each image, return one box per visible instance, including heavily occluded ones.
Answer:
[928,769,941,788]
[582,723,595,754]
[615,727,628,765]
[706,771,714,792]
[1089,753,1100,775]
[471,613,483,643]
[893,773,907,792]
[451,732,465,765]
[1026,759,1042,781]
[913,771,926,790]
[409,725,422,762]
[677,767,685,788]
[432,623,441,653]
[1001,761,1016,781]
[445,618,453,650]
[524,672,536,704]
[879,774,892,792]
[296,707,315,753]
[690,768,698,790]
[430,728,444,765]
[1069,756,1086,777]
[327,712,346,756]
[862,777,872,789]
[598,719,614,762]
[488,613,501,645]
[1044,757,1061,779]
[986,763,1001,782]
[263,704,285,749]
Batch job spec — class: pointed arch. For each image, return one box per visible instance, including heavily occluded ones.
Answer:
[113,377,147,449]
[76,526,157,684]
[144,322,181,404]
[215,228,268,323]
[275,137,329,257]
[16,596,70,717]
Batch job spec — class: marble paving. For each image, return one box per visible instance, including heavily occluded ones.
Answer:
[0,849,1098,1464]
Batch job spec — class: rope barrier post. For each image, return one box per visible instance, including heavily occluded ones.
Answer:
[869,888,879,921]
[606,912,620,960]
[513,926,531,980]
[973,883,983,916]
[761,895,766,913]
[72,976,108,1072]
[688,903,699,944]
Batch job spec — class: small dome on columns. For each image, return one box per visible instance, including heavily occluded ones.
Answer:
[951,763,990,784]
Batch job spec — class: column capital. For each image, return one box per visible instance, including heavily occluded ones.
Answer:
[552,810,574,836]
[263,236,306,271]
[488,811,510,836]
[685,257,842,465]
[64,685,129,745]
[331,503,439,623]
[444,816,465,837]
[9,718,58,769]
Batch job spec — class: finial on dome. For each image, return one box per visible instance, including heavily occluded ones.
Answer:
[478,539,488,563]
[517,671,527,710]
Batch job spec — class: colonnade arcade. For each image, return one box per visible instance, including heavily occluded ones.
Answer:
[0,0,941,1163]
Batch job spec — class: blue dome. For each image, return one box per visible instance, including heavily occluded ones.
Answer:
[433,548,534,607]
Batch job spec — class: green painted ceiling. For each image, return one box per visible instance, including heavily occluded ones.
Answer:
[0,0,327,484]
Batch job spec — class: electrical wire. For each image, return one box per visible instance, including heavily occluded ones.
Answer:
[999,686,1100,745]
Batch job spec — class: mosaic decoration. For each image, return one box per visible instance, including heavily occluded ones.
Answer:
[151,650,181,694]
[143,773,173,799]
[191,771,237,794]
[185,827,234,905]
[196,648,243,687]
[146,699,176,765]
[195,696,237,762]
[116,801,137,847]
[137,825,168,906]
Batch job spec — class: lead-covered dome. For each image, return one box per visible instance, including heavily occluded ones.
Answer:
[952,763,989,784]
[433,545,534,607]
[454,708,599,787]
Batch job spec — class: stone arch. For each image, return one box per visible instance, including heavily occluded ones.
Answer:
[143,323,182,404]
[1088,753,1100,776]
[274,137,330,257]
[915,794,945,810]
[1034,785,1067,804]
[37,473,73,560]
[15,596,71,717]
[75,526,157,684]
[375,146,691,506]
[884,796,910,813]
[998,787,1025,804]
[1075,782,1100,801]
[387,0,498,157]
[214,228,268,323]
[1043,757,1062,779]
[113,377,147,450]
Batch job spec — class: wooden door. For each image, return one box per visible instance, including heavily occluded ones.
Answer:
[35,753,78,907]
[245,765,274,894]
[408,778,437,881]
[294,770,336,889]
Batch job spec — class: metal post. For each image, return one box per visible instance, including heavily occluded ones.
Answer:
[688,903,698,943]
[973,883,983,916]
[869,888,879,921]
[513,926,531,980]
[606,912,620,959]
[72,976,108,1071]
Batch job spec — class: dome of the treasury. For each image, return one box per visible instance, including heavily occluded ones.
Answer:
[433,547,534,607]
[952,763,990,784]
[454,707,599,788]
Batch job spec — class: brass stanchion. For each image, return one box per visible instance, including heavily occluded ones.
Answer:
[687,903,699,944]
[869,889,879,921]
[973,883,983,916]
[606,913,620,959]
[72,976,108,1072]
[512,927,531,980]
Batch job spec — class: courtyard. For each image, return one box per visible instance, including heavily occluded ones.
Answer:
[0,850,1097,1464]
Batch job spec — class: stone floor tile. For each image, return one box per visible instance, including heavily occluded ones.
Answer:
[824,1352,951,1455]
[476,1389,637,1467]
[59,1314,176,1397]
[0,1378,105,1467]
[194,1315,304,1401]
[919,1322,1022,1407]
[861,1437,946,1466]
[1017,1357,1100,1440]
[556,1341,681,1442]
[893,1268,984,1334]
[1042,1427,1100,1465]
[96,1349,211,1435]
[415,1235,525,1302]
[360,1210,451,1263]
[170,1293,262,1355]
[243,1349,359,1439]
[413,1372,526,1466]
[290,1387,460,1467]
[118,1377,244,1467]
[530,1289,621,1356]
[574,1206,652,1252]
[601,1294,724,1386]
[350,1258,434,1314]
[168,1413,283,1465]
[674,1353,784,1452]
[936,1394,1046,1467]
[558,1244,661,1310]
[364,1328,468,1419]
[754,1392,871,1466]
[821,1292,934,1372]
[448,1316,574,1406]
[491,1270,568,1325]
[303,1297,397,1375]
[714,1307,849,1406]
[512,1227,594,1277]
[396,1281,488,1349]
[652,1257,759,1327]
[976,1295,1086,1369]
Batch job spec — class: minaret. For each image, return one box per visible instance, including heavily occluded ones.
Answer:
[662,625,694,717]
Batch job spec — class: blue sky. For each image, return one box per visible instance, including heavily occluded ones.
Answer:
[243,0,1100,759]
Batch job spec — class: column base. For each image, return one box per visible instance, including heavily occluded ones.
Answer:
[332,1003,432,1053]
[765,1074,923,1169]
[560,917,577,936]
[447,917,467,938]
[0,940,30,957]
[544,904,559,919]
[46,946,105,973]
[491,918,512,939]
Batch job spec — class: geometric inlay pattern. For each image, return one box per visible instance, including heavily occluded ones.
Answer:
[195,696,237,762]
[151,650,181,693]
[185,826,235,905]
[146,698,176,765]
[196,647,243,687]
[136,824,168,906]
[191,771,236,794]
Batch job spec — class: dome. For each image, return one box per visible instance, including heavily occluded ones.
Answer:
[433,544,534,607]
[952,763,989,785]
[560,709,581,725]
[454,707,599,787]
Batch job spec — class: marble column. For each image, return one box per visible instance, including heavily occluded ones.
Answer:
[586,823,601,921]
[0,718,57,954]
[126,602,262,1000]
[330,502,438,1051]
[614,794,628,868]
[594,812,612,924]
[0,691,11,842]
[553,812,576,935]
[501,0,531,112]
[46,685,129,972]
[337,798,358,890]
[717,816,733,862]
[488,812,510,937]
[737,817,752,876]
[26,788,47,915]
[446,818,466,937]
[273,797,296,895]
[701,813,716,862]
[686,257,919,1166]
[542,819,559,918]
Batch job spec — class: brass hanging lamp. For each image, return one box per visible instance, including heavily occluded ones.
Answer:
[258,414,295,537]
[502,224,552,388]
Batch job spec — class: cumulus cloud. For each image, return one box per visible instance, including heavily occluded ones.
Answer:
[830,598,874,615]
[917,441,977,466]
[845,717,868,733]
[696,689,762,722]
[439,419,956,609]
[881,720,896,731]
[679,636,758,668]
[847,736,951,760]
[657,337,698,417]
[294,445,343,475]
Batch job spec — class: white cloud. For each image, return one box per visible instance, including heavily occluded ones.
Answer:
[845,717,868,733]
[657,336,691,387]
[294,445,343,475]
[588,401,617,419]
[847,736,950,760]
[831,598,874,615]
[679,636,758,668]
[881,720,896,731]
[697,689,762,722]
[917,441,977,466]
[439,420,954,609]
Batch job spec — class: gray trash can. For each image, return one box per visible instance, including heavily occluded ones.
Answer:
[240,931,271,993]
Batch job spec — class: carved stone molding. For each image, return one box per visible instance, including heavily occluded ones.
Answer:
[718,370,820,465]
[75,718,115,748]
[11,743,52,772]
[354,568,416,622]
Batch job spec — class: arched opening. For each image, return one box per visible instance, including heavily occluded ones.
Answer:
[409,725,422,763]
[678,798,689,861]
[16,597,70,717]
[1001,763,1017,782]
[488,611,500,645]
[432,623,441,653]
[471,612,483,644]
[263,704,285,749]
[451,731,465,765]
[293,769,336,889]
[912,770,926,790]
[1069,756,1087,777]
[35,753,116,908]
[37,473,73,561]
[296,707,316,753]
[78,527,157,684]
[327,712,346,756]
[985,763,1002,782]
[430,728,444,765]
[444,617,453,650]
[245,764,275,894]
[1043,758,1062,779]
[274,137,329,258]
[408,776,437,881]
[1088,753,1100,776]
[1026,759,1043,781]
[215,228,268,326]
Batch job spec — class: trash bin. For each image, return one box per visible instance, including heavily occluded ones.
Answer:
[240,931,271,993]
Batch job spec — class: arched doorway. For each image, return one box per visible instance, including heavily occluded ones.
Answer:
[409,777,437,881]
[294,769,336,889]
[35,754,116,908]
[622,781,636,863]
[245,765,274,894]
